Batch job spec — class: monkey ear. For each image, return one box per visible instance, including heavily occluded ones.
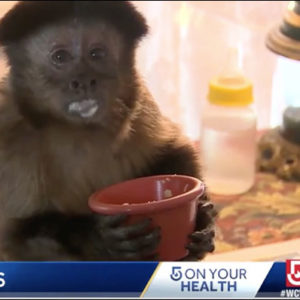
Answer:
[0,1,148,47]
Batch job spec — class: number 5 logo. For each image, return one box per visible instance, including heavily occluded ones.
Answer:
[170,266,182,281]
[286,260,300,287]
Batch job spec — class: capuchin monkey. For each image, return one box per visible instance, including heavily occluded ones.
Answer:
[0,1,215,261]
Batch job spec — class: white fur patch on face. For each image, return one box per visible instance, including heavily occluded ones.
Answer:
[68,99,99,118]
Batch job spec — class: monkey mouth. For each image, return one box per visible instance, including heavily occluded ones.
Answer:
[68,99,99,118]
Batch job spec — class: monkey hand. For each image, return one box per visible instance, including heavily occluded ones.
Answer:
[182,197,216,261]
[97,215,161,261]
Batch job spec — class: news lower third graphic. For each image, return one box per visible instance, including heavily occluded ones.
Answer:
[0,261,299,298]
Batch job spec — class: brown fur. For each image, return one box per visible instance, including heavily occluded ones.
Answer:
[0,1,148,47]
[0,79,205,260]
[0,79,199,217]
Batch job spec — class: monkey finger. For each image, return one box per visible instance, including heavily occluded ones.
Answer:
[189,228,215,242]
[198,192,209,202]
[137,235,161,258]
[198,202,214,212]
[97,214,127,228]
[111,227,161,251]
[195,205,217,231]
[197,205,217,220]
[104,218,153,240]
[186,241,215,254]
[195,215,214,230]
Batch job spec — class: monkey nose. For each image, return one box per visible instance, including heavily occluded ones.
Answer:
[69,79,97,93]
[69,80,80,90]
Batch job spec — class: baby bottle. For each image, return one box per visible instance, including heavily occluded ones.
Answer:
[200,48,257,195]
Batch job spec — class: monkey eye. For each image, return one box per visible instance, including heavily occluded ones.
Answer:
[51,49,72,65]
[89,48,106,60]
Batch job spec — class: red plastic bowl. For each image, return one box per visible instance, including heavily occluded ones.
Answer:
[88,175,205,261]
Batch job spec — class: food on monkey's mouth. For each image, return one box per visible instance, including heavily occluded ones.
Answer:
[89,175,205,260]
[68,99,99,118]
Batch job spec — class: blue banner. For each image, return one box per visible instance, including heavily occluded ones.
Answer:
[0,261,299,298]
[0,262,158,297]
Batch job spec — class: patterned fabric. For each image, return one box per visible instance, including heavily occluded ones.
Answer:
[212,172,300,253]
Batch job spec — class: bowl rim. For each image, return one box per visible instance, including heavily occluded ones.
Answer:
[88,174,205,215]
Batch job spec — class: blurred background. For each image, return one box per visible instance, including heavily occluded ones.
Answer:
[0,1,298,141]
[134,1,299,140]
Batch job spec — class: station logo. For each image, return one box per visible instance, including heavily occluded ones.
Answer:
[286,260,300,287]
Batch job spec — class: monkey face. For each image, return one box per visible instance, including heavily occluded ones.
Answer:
[9,19,133,128]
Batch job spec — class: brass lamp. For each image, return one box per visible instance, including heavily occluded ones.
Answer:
[266,1,300,60]
[257,1,300,182]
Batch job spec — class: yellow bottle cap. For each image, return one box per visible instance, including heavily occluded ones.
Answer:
[207,48,254,107]
[208,76,253,107]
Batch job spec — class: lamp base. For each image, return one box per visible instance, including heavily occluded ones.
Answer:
[266,25,300,60]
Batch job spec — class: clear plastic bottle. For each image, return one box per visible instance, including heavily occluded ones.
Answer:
[200,48,257,195]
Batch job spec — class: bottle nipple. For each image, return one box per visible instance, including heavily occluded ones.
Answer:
[207,47,253,106]
[217,47,247,87]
